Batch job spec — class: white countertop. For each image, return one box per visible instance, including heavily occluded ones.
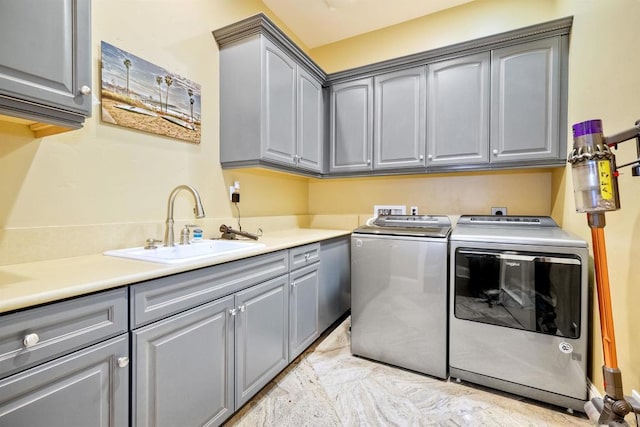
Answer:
[0,229,351,314]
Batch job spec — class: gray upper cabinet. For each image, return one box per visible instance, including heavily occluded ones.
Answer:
[490,37,561,163]
[215,18,325,174]
[329,78,374,173]
[296,67,324,172]
[262,39,297,167]
[216,14,571,176]
[0,0,92,134]
[374,67,426,170]
[427,53,490,167]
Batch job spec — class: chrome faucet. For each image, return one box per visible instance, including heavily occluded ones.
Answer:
[164,185,205,247]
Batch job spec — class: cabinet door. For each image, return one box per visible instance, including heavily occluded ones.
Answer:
[0,335,129,427]
[318,237,351,332]
[0,0,91,116]
[329,78,373,173]
[374,67,426,170]
[427,53,490,166]
[297,67,324,173]
[262,38,297,166]
[490,38,560,163]
[132,296,235,427]
[289,263,320,361]
[235,275,289,408]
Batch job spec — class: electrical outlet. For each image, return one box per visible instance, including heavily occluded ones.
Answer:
[491,207,507,216]
[410,206,419,215]
[229,181,240,201]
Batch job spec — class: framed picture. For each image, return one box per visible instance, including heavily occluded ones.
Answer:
[100,41,201,144]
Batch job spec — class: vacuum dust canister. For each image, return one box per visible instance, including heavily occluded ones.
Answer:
[568,119,621,213]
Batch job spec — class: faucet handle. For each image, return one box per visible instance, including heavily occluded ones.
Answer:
[144,238,162,250]
[180,224,200,245]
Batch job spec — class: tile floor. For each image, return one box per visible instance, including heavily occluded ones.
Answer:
[224,316,601,426]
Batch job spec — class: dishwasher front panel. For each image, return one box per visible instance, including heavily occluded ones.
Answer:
[351,234,448,379]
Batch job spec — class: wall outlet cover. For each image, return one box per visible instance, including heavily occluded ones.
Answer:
[373,205,406,217]
[491,207,507,215]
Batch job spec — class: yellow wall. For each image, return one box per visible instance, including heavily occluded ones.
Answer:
[0,0,637,398]
[309,170,552,216]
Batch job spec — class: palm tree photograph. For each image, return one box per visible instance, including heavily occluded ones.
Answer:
[100,41,201,143]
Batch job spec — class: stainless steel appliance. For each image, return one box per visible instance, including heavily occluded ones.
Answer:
[351,215,451,379]
[449,215,589,410]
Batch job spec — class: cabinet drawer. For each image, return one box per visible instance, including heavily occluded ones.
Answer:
[289,243,320,270]
[131,251,289,328]
[0,288,128,379]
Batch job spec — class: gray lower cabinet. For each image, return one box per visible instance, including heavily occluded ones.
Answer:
[374,67,427,170]
[0,0,92,131]
[0,335,129,427]
[490,37,562,163]
[235,275,289,407]
[427,53,490,167]
[318,236,351,332]
[329,78,374,173]
[288,257,320,361]
[0,288,129,426]
[132,273,290,427]
[132,296,235,427]
[218,33,324,173]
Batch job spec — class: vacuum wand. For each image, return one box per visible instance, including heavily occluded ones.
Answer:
[569,119,640,425]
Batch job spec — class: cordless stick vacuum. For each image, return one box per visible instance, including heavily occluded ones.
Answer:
[568,119,640,426]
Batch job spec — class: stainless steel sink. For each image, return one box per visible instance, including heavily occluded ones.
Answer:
[104,240,266,264]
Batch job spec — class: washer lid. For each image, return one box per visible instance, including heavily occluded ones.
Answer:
[354,215,451,238]
[451,215,587,247]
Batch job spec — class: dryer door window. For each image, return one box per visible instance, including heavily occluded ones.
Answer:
[454,248,582,338]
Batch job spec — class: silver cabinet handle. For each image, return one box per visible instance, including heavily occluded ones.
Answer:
[419,154,424,160]
[23,333,39,348]
[80,85,92,95]
[366,159,371,165]
[229,308,238,316]
[492,149,499,155]
[291,281,297,289]
[427,154,433,160]
[117,356,129,368]
[238,305,246,313]
[304,253,310,261]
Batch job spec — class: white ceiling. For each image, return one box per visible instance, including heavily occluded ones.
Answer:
[261,0,476,48]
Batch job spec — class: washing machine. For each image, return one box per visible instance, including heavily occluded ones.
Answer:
[351,215,451,379]
[449,215,589,410]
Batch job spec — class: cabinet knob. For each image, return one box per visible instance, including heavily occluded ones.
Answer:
[427,154,433,160]
[492,149,499,155]
[366,159,371,165]
[238,305,246,313]
[117,356,129,368]
[419,155,424,160]
[23,333,39,348]
[229,308,238,316]
[80,85,92,95]
[291,281,297,289]
[304,253,310,261]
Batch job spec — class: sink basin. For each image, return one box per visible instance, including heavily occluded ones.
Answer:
[104,240,266,264]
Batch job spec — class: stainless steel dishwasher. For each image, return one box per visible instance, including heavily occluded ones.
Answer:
[351,215,451,379]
